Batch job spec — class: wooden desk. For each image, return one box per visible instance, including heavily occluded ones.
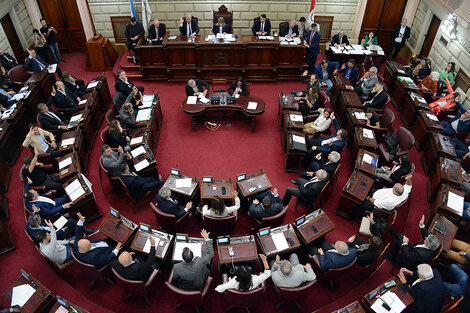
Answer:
[332,301,365,313]
[0,121,22,166]
[58,130,89,172]
[257,224,300,257]
[336,171,374,219]
[427,185,465,226]
[5,100,34,140]
[130,143,159,178]
[49,296,90,313]
[200,178,233,205]
[345,108,368,144]
[3,270,54,313]
[98,213,137,244]
[355,150,379,177]
[281,111,304,150]
[278,92,299,130]
[383,61,407,91]
[58,152,81,181]
[284,131,307,173]
[163,174,199,202]
[130,229,173,260]
[58,130,77,153]
[331,75,352,108]
[390,77,419,111]
[237,172,272,199]
[352,127,377,158]
[0,218,15,255]
[362,278,413,312]
[414,110,443,151]
[337,91,362,123]
[182,92,266,132]
[63,174,101,223]
[428,214,458,253]
[86,73,111,113]
[217,235,258,265]
[172,237,213,262]
[295,209,335,245]
[421,133,456,176]
[400,92,429,129]
[427,158,462,202]
[0,157,12,192]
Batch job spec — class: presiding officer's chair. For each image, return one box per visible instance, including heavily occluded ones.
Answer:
[111,267,160,306]
[213,5,233,33]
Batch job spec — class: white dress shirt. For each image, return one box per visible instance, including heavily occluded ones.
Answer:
[215,269,271,293]
[372,184,412,211]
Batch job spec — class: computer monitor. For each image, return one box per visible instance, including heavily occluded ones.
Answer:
[202,176,213,183]
[295,216,306,226]
[258,227,270,237]
[176,233,188,242]
[20,269,29,281]
[217,236,230,244]
[56,297,67,307]
[140,223,151,233]
[171,168,180,176]
[110,208,120,219]
[236,173,246,182]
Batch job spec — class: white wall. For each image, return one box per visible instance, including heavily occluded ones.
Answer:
[0,0,34,55]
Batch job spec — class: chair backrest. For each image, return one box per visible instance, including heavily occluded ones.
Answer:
[8,65,30,83]
[113,92,125,115]
[279,21,288,32]
[165,270,211,307]
[430,244,443,265]
[70,248,107,281]
[211,78,227,92]
[440,295,464,313]
[261,205,289,228]
[363,242,390,271]
[19,165,27,184]
[224,276,265,309]
[100,125,110,144]
[397,127,415,151]
[150,202,177,233]
[105,110,118,124]
[330,164,341,189]
[213,5,233,33]
[310,254,357,279]
[317,90,327,107]
[203,214,237,237]
[274,279,317,303]
[111,266,159,296]
[377,74,384,82]
[381,108,395,130]
[313,180,331,210]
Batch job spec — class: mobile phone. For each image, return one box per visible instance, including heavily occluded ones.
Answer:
[384,280,396,288]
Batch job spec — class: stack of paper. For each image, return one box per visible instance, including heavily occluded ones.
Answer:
[168,36,177,40]
[130,136,143,145]
[370,291,406,313]
[426,113,439,121]
[354,112,368,120]
[61,137,75,147]
[87,81,99,89]
[280,41,289,45]
[136,108,152,122]
[266,36,275,40]
[247,102,257,110]
[175,178,192,188]
[293,38,301,44]
[447,192,464,215]
[289,114,303,122]
[187,96,197,104]
[363,153,374,165]
[65,179,85,202]
[48,64,57,73]
[134,159,150,172]
[79,99,87,105]
[363,128,374,139]
[258,36,267,40]
[11,284,36,307]
[292,134,306,144]
[53,216,68,230]
[331,46,343,54]
[271,232,289,251]
[131,146,146,158]
[70,114,82,123]
[59,157,72,169]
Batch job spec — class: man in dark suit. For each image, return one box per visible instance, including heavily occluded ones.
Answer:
[112,236,161,281]
[61,71,86,97]
[48,81,79,113]
[314,59,340,94]
[302,23,321,72]
[282,169,329,207]
[25,48,62,82]
[302,151,340,177]
[389,215,441,270]
[37,103,68,131]
[280,20,299,38]
[339,59,359,85]
[118,163,164,200]
[383,18,411,62]
[0,49,17,70]
[115,70,144,96]
[125,17,144,63]
[252,14,271,36]
[179,14,199,37]
[148,18,166,42]
[398,264,445,313]
[362,82,388,110]
[310,239,357,271]
[441,109,470,136]
[24,179,71,218]
[330,30,350,47]
[173,229,214,290]
[249,188,283,221]
[74,213,122,269]
[155,187,194,219]
[292,72,320,97]
[185,79,210,97]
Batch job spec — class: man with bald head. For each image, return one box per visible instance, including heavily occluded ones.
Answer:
[309,239,357,271]
[271,253,316,288]
[73,213,122,268]
[282,169,329,208]
[280,20,299,38]
[330,30,350,47]
[148,18,166,42]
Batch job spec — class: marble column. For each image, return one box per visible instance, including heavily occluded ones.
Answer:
[351,0,367,40]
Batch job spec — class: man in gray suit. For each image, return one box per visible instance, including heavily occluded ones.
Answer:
[173,229,214,291]
[355,66,379,102]
[100,144,129,176]
[271,253,316,288]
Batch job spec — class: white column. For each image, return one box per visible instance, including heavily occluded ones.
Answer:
[352,0,367,40]
[23,0,42,30]
[402,0,420,26]
[76,0,95,40]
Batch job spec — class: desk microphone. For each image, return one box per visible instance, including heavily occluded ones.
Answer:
[116,220,123,229]
[175,164,199,182]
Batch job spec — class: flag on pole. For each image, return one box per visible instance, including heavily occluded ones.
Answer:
[307,0,318,31]
[142,0,152,30]
[129,0,138,20]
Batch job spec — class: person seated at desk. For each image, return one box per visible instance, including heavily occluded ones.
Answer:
[418,71,439,95]
[48,81,79,113]
[185,79,209,97]
[23,123,61,157]
[125,85,143,111]
[37,103,68,132]
[0,49,17,70]
[37,219,75,265]
[271,253,315,288]
[108,119,130,149]
[211,17,230,35]
[0,65,13,90]
[249,188,283,221]
[429,88,465,115]
[298,86,319,118]
[74,213,122,269]
[444,238,470,266]
[282,169,329,208]
[0,86,15,109]
[309,239,356,271]
[115,70,144,97]
[303,108,332,135]
[148,18,166,42]
[156,187,195,219]
[398,264,445,313]
[23,148,64,193]
[330,30,349,47]
[301,150,340,178]
[314,59,340,95]
[347,235,383,267]
[125,17,144,63]
[365,108,381,129]
[408,56,431,80]
[252,14,271,36]
[179,14,199,37]
[361,81,388,109]
[118,163,164,200]
[173,229,213,291]
[25,47,62,82]
[355,66,378,101]
[441,108,470,136]
[112,236,161,281]
[216,254,270,292]
[228,77,249,96]
[24,178,72,218]
[339,59,359,85]
[440,61,456,86]
[119,103,136,131]
[292,72,320,98]
[280,20,299,38]
[61,71,86,97]
[356,174,412,213]
[388,215,440,270]
[362,31,378,47]
[452,137,470,160]
[202,190,240,218]
[443,263,470,310]
[100,144,131,177]
[375,155,411,183]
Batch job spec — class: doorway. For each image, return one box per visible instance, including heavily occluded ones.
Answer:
[420,15,441,57]
[0,14,25,63]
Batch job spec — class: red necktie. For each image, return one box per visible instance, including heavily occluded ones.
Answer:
[309,31,314,45]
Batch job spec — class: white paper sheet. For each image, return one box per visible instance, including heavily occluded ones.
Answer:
[354,112,368,120]
[363,50,373,55]
[363,128,374,139]
[271,232,289,252]
[363,153,373,164]
[54,305,69,313]
[59,157,72,169]
[11,284,36,307]
[168,36,177,40]
[53,216,68,230]
[280,41,289,45]
[131,146,146,158]
[293,38,301,44]
[258,36,266,40]
[61,137,75,146]
[266,36,275,40]
[288,41,298,45]
[292,135,306,144]
[187,96,197,104]
[397,69,406,74]
[136,108,151,122]
[173,242,202,261]
[289,114,303,122]
[65,179,81,195]
[48,64,57,73]
[426,113,439,121]
[70,114,82,122]
[247,102,258,110]
[87,81,99,89]
[199,96,210,104]
[69,186,85,202]
[134,159,150,172]
[351,44,362,50]
[447,191,464,215]
[370,291,406,313]
[130,136,143,145]
[143,237,160,253]
[331,47,342,54]
[377,51,385,55]
[175,178,192,188]
[79,99,87,105]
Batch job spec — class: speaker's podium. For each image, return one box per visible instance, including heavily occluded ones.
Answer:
[284,131,307,173]
[336,171,374,219]
[63,174,101,223]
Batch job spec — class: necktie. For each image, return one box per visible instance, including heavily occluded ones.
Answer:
[64,91,75,106]
[47,112,64,124]
[261,23,264,33]
[309,31,314,45]
[188,23,192,36]
[156,26,159,39]
[35,58,45,70]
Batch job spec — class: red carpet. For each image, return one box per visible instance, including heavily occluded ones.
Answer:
[1,53,430,313]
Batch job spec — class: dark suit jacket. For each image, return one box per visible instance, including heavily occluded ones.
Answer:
[330,33,350,46]
[155,194,187,220]
[62,78,86,97]
[108,130,127,148]
[27,222,66,243]
[391,25,411,47]
[402,269,445,313]
[115,78,135,97]
[24,184,68,218]
[25,56,49,73]
[49,89,78,110]
[307,159,339,177]
[112,246,157,281]
[363,90,388,110]
[185,79,209,97]
[302,30,321,55]
[298,178,328,204]
[73,223,116,269]
[300,76,321,95]
[38,109,67,130]
[279,24,299,37]
[389,162,411,183]
[148,24,166,40]
[314,62,340,82]
[446,114,470,133]
[173,242,214,290]
[227,81,249,95]
[396,227,436,270]
[179,20,199,36]
[348,243,379,267]
[340,65,359,85]
[119,173,150,200]
[0,53,17,70]
[318,247,356,271]
[307,118,346,153]
[249,195,283,221]
[212,24,230,34]
[124,22,144,43]
[252,19,271,35]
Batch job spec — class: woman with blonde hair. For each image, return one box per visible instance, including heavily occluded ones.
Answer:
[212,17,230,34]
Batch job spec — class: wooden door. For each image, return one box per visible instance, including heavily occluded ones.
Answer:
[37,0,87,53]
[420,15,441,57]
[0,14,24,63]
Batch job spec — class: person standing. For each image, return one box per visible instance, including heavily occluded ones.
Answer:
[32,29,49,63]
[302,23,321,72]
[383,18,410,62]
[40,18,64,63]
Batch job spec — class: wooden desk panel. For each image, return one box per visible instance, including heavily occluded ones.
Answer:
[427,158,462,202]
[130,230,173,260]
[355,150,379,176]
[428,214,457,253]
[58,152,81,181]
[414,110,443,151]
[337,172,374,219]
[332,301,365,313]
[163,174,199,200]
[98,214,135,244]
[400,92,429,129]
[0,122,22,166]
[200,179,233,204]
[421,133,456,176]
[258,225,300,257]
[217,238,258,265]
[363,278,413,311]
[278,93,299,130]
[237,173,272,198]
[427,185,465,226]
[296,211,335,245]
